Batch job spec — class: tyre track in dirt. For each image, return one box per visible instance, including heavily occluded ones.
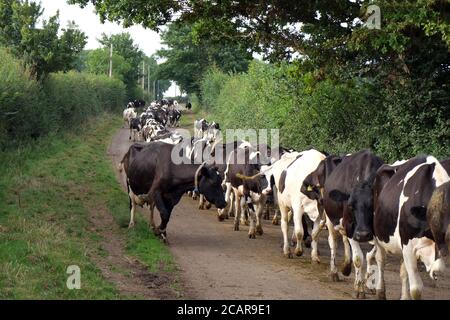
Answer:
[107,113,450,300]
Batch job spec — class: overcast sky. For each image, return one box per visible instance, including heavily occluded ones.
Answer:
[39,0,180,96]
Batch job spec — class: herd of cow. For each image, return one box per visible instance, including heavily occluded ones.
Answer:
[118,100,449,300]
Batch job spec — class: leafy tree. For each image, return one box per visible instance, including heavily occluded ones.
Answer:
[156,21,251,95]
[85,48,131,82]
[97,33,144,92]
[0,0,87,79]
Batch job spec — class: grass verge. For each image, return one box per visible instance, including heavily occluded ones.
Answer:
[0,113,176,299]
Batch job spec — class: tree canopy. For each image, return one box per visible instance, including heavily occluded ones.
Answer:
[156,21,252,95]
[0,0,87,79]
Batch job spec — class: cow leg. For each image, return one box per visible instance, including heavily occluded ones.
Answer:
[128,194,137,229]
[303,214,312,249]
[152,192,173,243]
[129,127,132,140]
[310,218,321,264]
[255,195,266,236]
[228,190,235,218]
[349,238,366,299]
[292,204,305,257]
[198,194,206,210]
[400,260,411,300]
[279,203,292,258]
[365,245,377,294]
[240,197,249,226]
[148,202,156,231]
[233,189,241,231]
[272,209,279,225]
[402,243,423,300]
[375,244,386,300]
[218,183,232,220]
[341,234,352,277]
[247,204,257,239]
[263,203,270,220]
[326,217,340,281]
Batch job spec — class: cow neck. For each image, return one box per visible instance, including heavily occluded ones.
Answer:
[174,163,204,192]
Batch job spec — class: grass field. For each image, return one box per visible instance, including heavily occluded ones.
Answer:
[0,114,176,299]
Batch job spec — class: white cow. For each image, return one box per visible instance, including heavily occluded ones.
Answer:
[123,107,137,128]
[273,149,326,262]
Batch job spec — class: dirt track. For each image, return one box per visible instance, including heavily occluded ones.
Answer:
[106,116,450,300]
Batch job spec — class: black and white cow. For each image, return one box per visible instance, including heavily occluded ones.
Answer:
[320,149,384,298]
[268,149,327,261]
[194,119,209,139]
[129,117,142,141]
[301,154,353,281]
[119,142,227,242]
[371,156,449,299]
[222,147,269,238]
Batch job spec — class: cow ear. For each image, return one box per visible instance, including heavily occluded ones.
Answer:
[329,190,350,202]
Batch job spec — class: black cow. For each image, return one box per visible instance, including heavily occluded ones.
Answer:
[120,142,227,242]
[322,149,384,298]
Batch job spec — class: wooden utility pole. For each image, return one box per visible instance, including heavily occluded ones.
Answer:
[142,61,145,91]
[109,43,113,78]
[147,65,150,94]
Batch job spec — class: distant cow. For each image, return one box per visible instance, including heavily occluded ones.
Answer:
[123,107,137,128]
[194,119,209,139]
[129,117,142,141]
[120,142,227,242]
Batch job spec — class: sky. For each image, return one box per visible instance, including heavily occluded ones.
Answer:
[39,0,180,97]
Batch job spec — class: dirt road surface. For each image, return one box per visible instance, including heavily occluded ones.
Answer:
[106,114,450,300]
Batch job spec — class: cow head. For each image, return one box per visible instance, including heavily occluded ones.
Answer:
[197,165,227,209]
[329,179,375,242]
[302,155,342,202]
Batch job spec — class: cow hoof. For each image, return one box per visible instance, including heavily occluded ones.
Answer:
[295,248,303,257]
[205,203,212,210]
[198,205,205,210]
[354,291,366,300]
[248,233,256,239]
[217,214,226,222]
[311,256,320,264]
[376,290,386,300]
[272,218,279,225]
[234,225,239,231]
[366,287,376,295]
[330,272,340,282]
[341,262,352,277]
[284,252,293,259]
[256,227,263,236]
[128,222,135,229]
[304,236,312,248]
